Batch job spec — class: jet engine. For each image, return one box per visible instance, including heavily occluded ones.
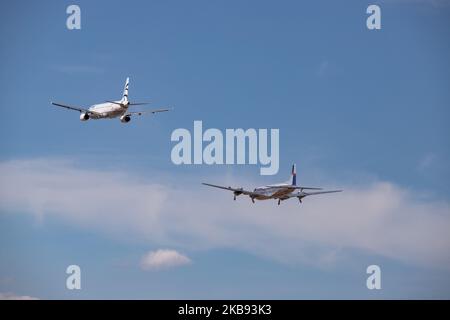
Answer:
[120,115,131,123]
[80,112,89,121]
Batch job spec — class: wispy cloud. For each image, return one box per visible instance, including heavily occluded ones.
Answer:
[0,158,449,270]
[0,292,39,300]
[140,249,191,271]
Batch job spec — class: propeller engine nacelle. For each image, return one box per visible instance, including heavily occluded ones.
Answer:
[233,190,243,196]
[120,115,131,123]
[233,188,243,200]
[80,112,89,121]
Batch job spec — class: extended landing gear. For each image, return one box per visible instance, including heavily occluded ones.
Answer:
[251,197,255,204]
[298,197,302,204]
[278,199,281,206]
[233,195,236,201]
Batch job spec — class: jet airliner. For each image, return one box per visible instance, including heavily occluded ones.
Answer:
[52,77,170,123]
[203,164,342,205]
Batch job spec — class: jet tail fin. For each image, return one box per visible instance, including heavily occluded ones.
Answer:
[122,77,129,103]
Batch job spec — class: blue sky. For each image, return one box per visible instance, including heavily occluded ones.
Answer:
[0,0,449,299]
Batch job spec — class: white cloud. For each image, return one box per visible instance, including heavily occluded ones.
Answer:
[0,158,449,270]
[140,249,191,271]
[0,292,39,300]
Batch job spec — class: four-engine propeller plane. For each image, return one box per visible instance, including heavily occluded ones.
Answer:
[51,77,170,123]
[203,164,342,205]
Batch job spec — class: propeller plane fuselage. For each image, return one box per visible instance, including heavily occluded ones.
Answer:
[203,164,342,205]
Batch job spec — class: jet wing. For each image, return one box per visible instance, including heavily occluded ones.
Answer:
[124,108,171,117]
[105,101,151,106]
[202,183,260,197]
[51,102,101,115]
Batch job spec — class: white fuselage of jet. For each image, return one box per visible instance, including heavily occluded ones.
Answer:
[83,101,127,120]
[53,77,171,123]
